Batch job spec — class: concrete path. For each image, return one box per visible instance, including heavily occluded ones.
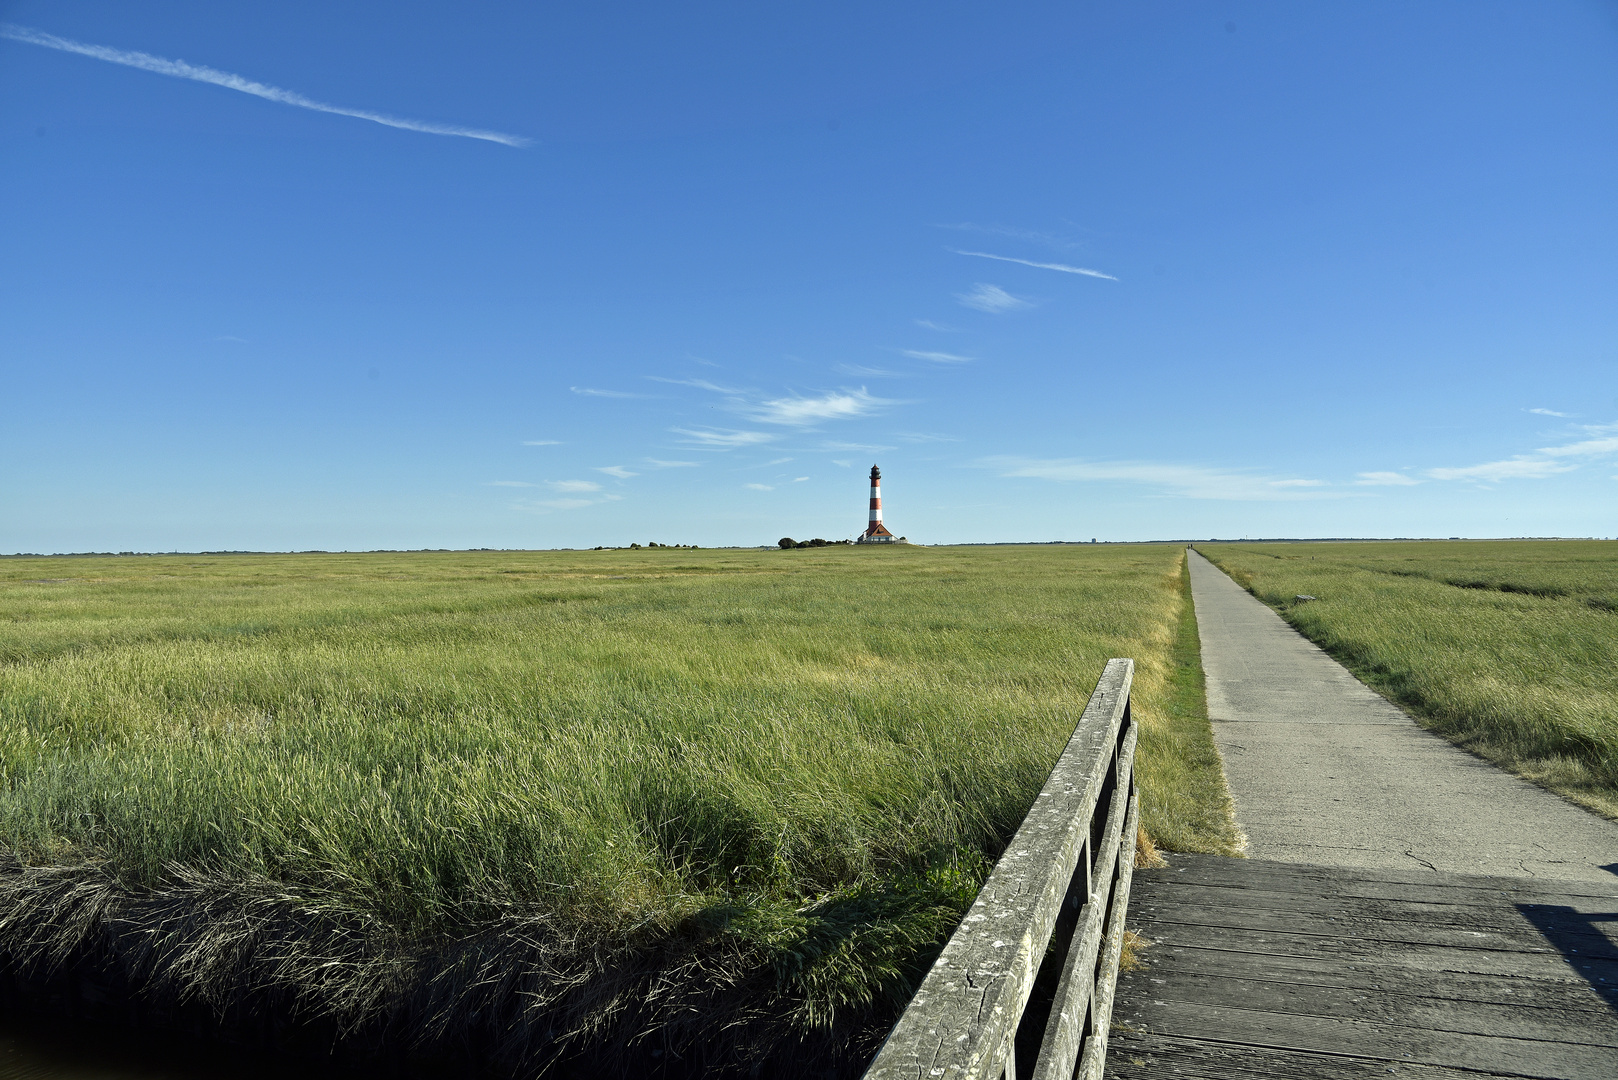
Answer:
[1188,547,1618,883]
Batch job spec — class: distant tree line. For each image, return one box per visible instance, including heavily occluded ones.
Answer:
[592,543,700,550]
[777,537,851,549]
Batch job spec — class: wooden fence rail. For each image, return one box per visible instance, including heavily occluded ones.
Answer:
[862,658,1140,1080]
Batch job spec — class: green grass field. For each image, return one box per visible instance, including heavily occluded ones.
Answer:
[0,544,1234,1073]
[1199,540,1618,819]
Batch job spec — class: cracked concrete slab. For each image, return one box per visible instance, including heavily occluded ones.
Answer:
[1188,547,1618,883]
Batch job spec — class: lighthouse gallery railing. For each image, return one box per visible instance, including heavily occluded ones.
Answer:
[862,658,1140,1080]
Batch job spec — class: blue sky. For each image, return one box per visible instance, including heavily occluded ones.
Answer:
[3,1,1615,551]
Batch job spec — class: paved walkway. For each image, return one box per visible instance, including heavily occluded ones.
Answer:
[1187,547,1618,883]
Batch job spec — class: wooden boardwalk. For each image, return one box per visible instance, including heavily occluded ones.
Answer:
[1108,853,1618,1079]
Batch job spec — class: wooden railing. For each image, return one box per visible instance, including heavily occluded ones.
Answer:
[862,658,1140,1080]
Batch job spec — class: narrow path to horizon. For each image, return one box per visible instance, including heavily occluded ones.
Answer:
[1188,547,1618,883]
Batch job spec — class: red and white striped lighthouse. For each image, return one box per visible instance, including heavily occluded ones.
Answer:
[857,464,899,543]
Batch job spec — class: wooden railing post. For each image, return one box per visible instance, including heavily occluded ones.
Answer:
[862,659,1140,1080]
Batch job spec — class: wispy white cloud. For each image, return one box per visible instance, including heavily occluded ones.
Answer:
[1529,408,1570,417]
[1425,423,1618,483]
[646,376,743,394]
[744,482,774,491]
[522,439,562,446]
[793,476,809,482]
[898,432,960,443]
[744,388,889,426]
[763,457,795,466]
[1355,471,1420,486]
[548,479,603,493]
[914,319,960,332]
[213,335,248,344]
[953,250,1117,281]
[671,427,777,448]
[832,459,853,467]
[957,283,1030,313]
[571,386,646,398]
[986,457,1341,501]
[645,458,699,468]
[1,23,529,147]
[1427,459,1574,482]
[516,492,623,513]
[901,349,975,364]
[485,480,536,488]
[835,363,906,378]
[595,466,638,479]
[659,375,895,428]
[1538,428,1618,457]
[823,440,895,453]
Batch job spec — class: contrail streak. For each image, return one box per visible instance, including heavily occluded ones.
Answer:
[1,23,529,147]
[953,250,1117,280]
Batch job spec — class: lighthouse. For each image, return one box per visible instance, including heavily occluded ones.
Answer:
[856,464,901,543]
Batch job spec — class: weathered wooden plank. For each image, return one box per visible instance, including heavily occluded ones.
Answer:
[1130,881,1618,946]
[1117,998,1618,1079]
[1105,1032,1533,1080]
[1119,920,1618,980]
[1129,896,1618,956]
[1139,861,1618,906]
[1132,891,1618,949]
[1129,878,1615,957]
[862,659,1133,1080]
[1026,725,1137,1080]
[1112,967,1618,1046]
[1133,864,1618,914]
[1132,902,1618,959]
[1134,919,1618,977]
[1143,854,1618,904]
[1119,940,1614,1015]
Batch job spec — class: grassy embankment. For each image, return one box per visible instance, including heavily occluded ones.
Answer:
[1199,540,1618,819]
[0,544,1236,1074]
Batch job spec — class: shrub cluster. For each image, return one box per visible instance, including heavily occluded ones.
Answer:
[778,538,851,549]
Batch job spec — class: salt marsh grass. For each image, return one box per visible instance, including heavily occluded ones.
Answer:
[0,544,1232,1073]
[1200,540,1618,819]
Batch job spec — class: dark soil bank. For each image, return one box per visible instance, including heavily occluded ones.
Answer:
[0,864,905,1080]
[0,954,892,1079]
